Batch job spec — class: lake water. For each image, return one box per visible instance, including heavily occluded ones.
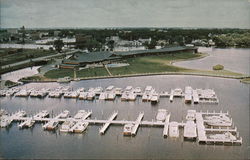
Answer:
[174,47,250,75]
[1,66,40,82]
[0,47,250,159]
[0,75,249,159]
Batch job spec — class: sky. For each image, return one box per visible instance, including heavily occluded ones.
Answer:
[1,0,250,29]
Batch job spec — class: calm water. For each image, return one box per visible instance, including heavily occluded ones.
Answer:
[0,75,249,159]
[1,66,40,82]
[174,47,250,75]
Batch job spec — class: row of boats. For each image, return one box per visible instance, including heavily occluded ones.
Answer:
[0,108,241,143]
[0,109,90,133]
[0,85,219,104]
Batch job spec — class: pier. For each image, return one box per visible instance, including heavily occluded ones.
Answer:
[0,86,219,105]
[163,113,171,137]
[99,111,118,134]
[0,109,242,145]
[131,112,144,136]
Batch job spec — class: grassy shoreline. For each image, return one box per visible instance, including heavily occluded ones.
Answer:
[18,51,248,83]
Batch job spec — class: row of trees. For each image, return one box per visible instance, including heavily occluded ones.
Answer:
[212,32,250,47]
[52,28,250,52]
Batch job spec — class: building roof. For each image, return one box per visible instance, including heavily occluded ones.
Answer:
[64,51,121,64]
[114,46,195,56]
[63,46,197,64]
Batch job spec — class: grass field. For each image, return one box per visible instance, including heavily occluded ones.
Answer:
[44,67,109,79]
[43,52,246,79]
[44,52,201,79]
[0,48,56,66]
[109,52,200,75]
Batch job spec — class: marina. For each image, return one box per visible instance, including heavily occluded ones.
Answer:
[0,85,219,105]
[0,74,248,159]
[0,108,242,145]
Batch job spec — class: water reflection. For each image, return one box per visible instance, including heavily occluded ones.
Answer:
[174,47,250,75]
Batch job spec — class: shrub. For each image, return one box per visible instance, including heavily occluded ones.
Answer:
[213,64,224,70]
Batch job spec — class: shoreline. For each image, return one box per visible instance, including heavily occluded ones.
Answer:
[20,71,249,84]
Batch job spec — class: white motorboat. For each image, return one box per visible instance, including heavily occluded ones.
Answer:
[121,92,129,101]
[14,110,27,118]
[74,110,88,119]
[15,89,30,97]
[60,118,75,132]
[69,121,89,133]
[185,86,193,95]
[0,117,12,127]
[169,121,179,138]
[107,92,116,100]
[184,120,197,140]
[57,110,70,119]
[79,92,88,100]
[19,118,35,128]
[128,93,136,101]
[133,87,142,94]
[99,92,107,100]
[186,110,196,121]
[125,86,133,91]
[114,88,123,96]
[106,85,114,91]
[156,109,168,122]
[0,90,7,97]
[34,110,49,119]
[123,123,134,136]
[173,88,183,97]
[150,93,159,104]
[205,114,232,127]
[142,93,150,102]
[208,132,237,141]
[43,120,59,130]
[145,86,153,93]
[0,109,8,117]
[94,87,103,95]
[87,92,95,100]
[185,94,192,104]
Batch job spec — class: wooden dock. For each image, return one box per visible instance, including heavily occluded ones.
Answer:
[131,112,144,136]
[1,109,243,145]
[99,111,118,134]
[163,113,171,137]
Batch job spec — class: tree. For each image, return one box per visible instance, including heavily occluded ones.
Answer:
[107,40,115,51]
[20,26,25,44]
[53,40,64,52]
[144,39,157,49]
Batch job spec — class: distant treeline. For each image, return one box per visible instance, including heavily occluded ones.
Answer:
[55,28,250,47]
[2,28,250,47]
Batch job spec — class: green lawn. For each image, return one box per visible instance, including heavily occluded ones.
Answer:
[43,51,246,80]
[77,67,109,77]
[109,52,198,75]
[0,48,56,66]
[44,67,109,79]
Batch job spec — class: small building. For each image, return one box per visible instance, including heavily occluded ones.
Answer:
[7,28,18,34]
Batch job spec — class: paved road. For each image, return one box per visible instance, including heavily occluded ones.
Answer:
[1,50,79,69]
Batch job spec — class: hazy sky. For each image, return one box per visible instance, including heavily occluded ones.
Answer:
[1,0,250,28]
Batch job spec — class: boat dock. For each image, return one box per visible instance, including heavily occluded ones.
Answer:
[163,113,171,137]
[0,86,219,105]
[0,109,242,145]
[196,112,242,145]
[99,111,118,134]
[131,112,144,136]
